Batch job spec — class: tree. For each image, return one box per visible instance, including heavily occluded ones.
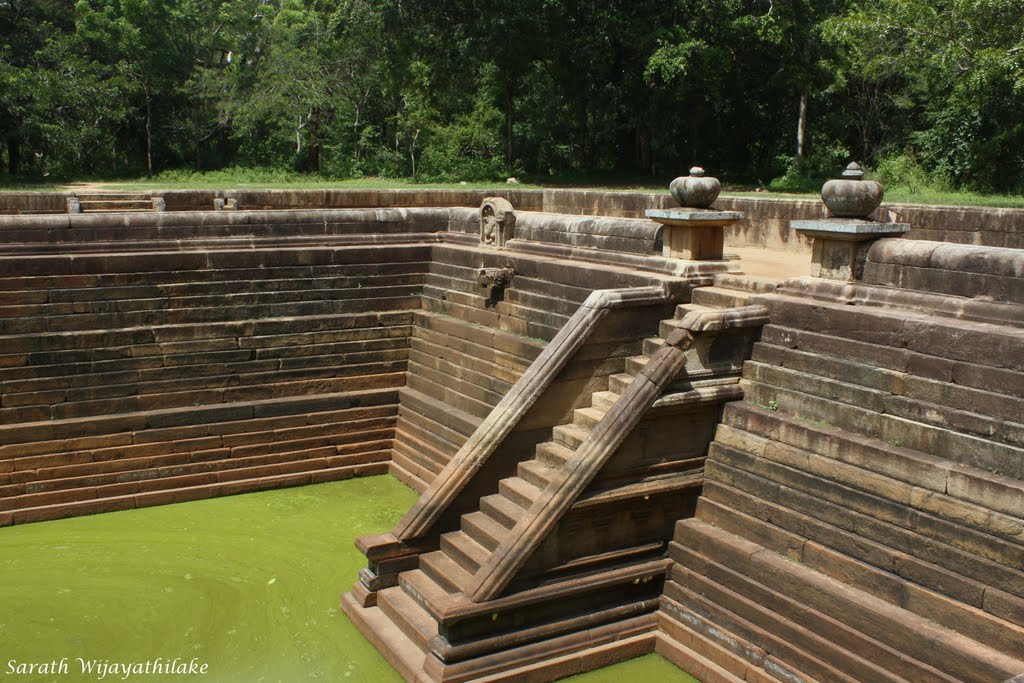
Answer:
[825,0,1024,190]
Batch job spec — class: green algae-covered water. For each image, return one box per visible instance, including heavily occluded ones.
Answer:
[0,476,697,682]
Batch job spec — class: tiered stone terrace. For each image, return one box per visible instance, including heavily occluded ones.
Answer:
[1,191,1022,683]
[0,204,711,524]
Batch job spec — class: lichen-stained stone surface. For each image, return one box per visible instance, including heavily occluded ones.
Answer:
[661,238,1024,682]
[3,192,1023,683]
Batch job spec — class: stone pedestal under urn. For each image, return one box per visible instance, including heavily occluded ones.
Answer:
[645,167,741,261]
[793,162,909,281]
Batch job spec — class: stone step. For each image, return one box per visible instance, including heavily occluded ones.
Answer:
[503,287,583,318]
[704,450,1024,604]
[1,426,393,491]
[460,511,508,551]
[0,310,416,357]
[499,274,593,306]
[397,387,481,440]
[552,422,592,450]
[0,268,427,300]
[0,388,397,451]
[656,601,766,683]
[391,437,446,480]
[1,348,407,399]
[589,390,621,412]
[624,355,649,375]
[422,271,491,297]
[720,401,1024,522]
[571,406,606,430]
[690,286,752,309]
[642,337,666,356]
[667,577,926,683]
[406,358,505,412]
[5,460,385,526]
[408,335,520,387]
[413,310,544,364]
[534,441,575,468]
[712,273,780,294]
[393,417,462,470]
[491,299,569,337]
[421,284,488,310]
[0,296,421,336]
[0,366,407,423]
[14,284,421,311]
[440,530,490,574]
[712,421,1024,563]
[419,550,473,595]
[516,458,560,489]
[673,302,716,320]
[497,476,541,509]
[2,401,388,459]
[744,360,1024,450]
[763,293,1024,372]
[697,488,1024,648]
[673,519,1024,681]
[405,373,493,422]
[398,568,456,612]
[340,598,426,683]
[741,377,1024,480]
[397,397,477,450]
[479,494,522,528]
[759,323,1024,403]
[422,295,562,343]
[376,586,437,652]
[0,447,391,512]
[662,579,863,683]
[609,372,638,395]
[752,342,1024,427]
[0,328,410,385]
[388,449,436,491]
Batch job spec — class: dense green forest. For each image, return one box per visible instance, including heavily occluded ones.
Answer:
[1,0,1022,190]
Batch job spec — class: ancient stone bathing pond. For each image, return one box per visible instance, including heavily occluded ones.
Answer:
[0,476,698,682]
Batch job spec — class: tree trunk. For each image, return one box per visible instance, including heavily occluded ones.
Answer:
[7,136,20,175]
[410,128,419,179]
[796,93,808,173]
[354,104,361,163]
[501,67,514,175]
[145,86,153,176]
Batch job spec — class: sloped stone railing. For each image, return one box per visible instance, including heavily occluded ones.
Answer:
[354,285,681,594]
[465,304,770,603]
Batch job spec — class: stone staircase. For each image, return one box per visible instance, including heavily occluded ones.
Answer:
[0,244,430,525]
[686,273,779,308]
[345,276,771,682]
[409,282,769,599]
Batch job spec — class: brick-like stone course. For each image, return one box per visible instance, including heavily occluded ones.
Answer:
[1,205,675,522]
[662,250,1024,680]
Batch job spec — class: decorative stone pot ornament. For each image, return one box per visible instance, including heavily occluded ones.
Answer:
[669,167,720,209]
[821,162,884,218]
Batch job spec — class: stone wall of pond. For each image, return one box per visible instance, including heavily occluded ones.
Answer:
[3,189,1021,251]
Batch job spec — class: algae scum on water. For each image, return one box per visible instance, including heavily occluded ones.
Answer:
[0,476,698,682]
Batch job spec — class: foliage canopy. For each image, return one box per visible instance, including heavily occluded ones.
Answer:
[2,0,1022,191]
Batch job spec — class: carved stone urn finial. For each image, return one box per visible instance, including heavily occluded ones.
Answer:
[669,166,721,209]
[821,162,884,218]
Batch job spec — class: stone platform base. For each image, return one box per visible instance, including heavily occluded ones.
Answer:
[341,590,658,683]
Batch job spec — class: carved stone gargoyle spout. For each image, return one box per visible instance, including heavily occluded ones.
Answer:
[477,266,515,308]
